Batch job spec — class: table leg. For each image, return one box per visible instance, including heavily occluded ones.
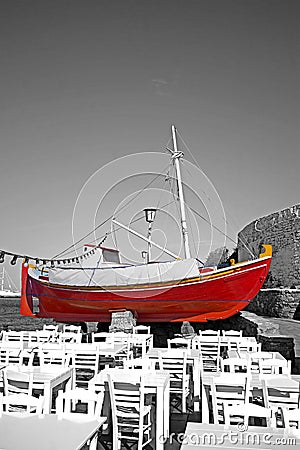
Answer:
[201,381,209,424]
[156,385,167,450]
[193,359,200,412]
[44,381,51,414]
[163,379,170,438]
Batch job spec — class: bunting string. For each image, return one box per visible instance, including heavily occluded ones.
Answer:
[0,235,107,267]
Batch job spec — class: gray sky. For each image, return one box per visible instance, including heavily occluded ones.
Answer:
[0,0,299,286]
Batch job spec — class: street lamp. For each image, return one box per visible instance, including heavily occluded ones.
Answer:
[143,208,157,263]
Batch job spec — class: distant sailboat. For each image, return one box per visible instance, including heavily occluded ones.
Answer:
[0,267,20,298]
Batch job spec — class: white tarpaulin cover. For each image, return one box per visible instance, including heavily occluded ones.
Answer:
[48,258,200,287]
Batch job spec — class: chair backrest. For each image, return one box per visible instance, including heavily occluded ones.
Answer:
[224,402,273,427]
[211,373,250,424]
[123,358,155,371]
[259,358,291,376]
[35,330,56,343]
[1,331,24,343]
[195,336,220,371]
[0,392,44,415]
[62,324,82,334]
[0,348,24,366]
[38,349,70,367]
[221,357,251,374]
[108,373,150,450]
[56,387,104,419]
[43,324,59,333]
[69,346,100,388]
[158,351,188,387]
[3,367,34,396]
[91,332,115,344]
[222,330,243,338]
[167,337,191,350]
[235,339,261,354]
[282,407,300,429]
[58,332,82,344]
[262,376,300,411]
[110,332,131,343]
[199,330,220,337]
[132,325,151,334]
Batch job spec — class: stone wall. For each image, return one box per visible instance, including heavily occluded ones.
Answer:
[238,204,300,288]
[247,289,300,319]
[237,204,300,319]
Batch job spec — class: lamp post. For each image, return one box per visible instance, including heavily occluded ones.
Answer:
[143,208,156,263]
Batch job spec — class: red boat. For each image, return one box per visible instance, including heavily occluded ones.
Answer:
[20,126,272,324]
[21,247,272,323]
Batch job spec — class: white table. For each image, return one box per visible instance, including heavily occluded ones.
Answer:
[146,347,202,412]
[89,368,170,450]
[0,413,106,450]
[180,422,300,449]
[8,366,74,413]
[64,342,128,357]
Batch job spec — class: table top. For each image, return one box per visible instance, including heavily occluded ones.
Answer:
[180,422,300,449]
[4,365,73,382]
[146,347,201,360]
[90,368,169,388]
[0,413,106,450]
[227,350,286,361]
[202,371,300,390]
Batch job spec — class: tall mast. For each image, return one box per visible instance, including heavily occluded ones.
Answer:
[171,125,191,259]
[1,268,4,291]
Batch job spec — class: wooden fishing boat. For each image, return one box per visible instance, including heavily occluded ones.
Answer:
[20,126,272,323]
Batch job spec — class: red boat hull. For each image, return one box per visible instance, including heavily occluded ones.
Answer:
[21,257,271,323]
